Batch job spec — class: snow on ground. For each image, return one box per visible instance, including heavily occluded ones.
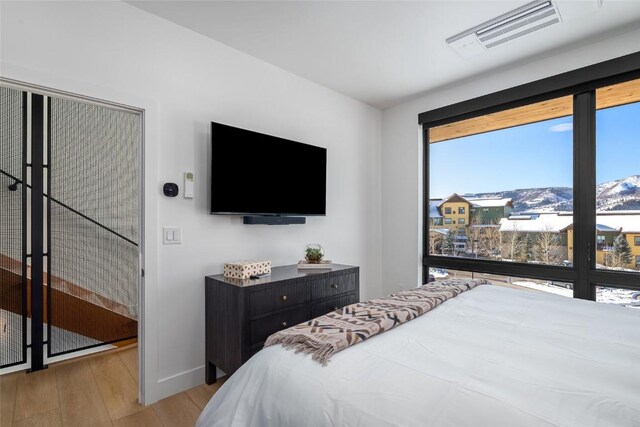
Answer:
[596,286,640,309]
[510,281,639,308]
[444,270,639,308]
[511,281,572,297]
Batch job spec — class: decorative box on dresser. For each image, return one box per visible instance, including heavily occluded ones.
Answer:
[205,264,359,384]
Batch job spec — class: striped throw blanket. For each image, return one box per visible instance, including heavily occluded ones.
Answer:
[264,279,488,365]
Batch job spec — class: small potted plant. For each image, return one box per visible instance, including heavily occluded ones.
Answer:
[304,244,324,263]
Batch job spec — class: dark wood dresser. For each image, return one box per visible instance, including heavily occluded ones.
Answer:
[205,264,359,383]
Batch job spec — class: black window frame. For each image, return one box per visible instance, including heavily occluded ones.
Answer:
[420,52,640,300]
[444,207,452,214]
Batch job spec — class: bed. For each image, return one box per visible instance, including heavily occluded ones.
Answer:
[196,284,640,427]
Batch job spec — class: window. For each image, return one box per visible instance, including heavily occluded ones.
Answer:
[444,218,452,224]
[596,79,640,273]
[422,56,640,302]
[444,207,451,214]
[427,95,573,267]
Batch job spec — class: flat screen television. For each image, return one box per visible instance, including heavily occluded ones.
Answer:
[210,121,327,216]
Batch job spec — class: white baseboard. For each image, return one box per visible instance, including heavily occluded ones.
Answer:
[147,365,226,404]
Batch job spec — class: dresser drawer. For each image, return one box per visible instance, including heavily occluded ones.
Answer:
[311,292,357,318]
[250,282,310,317]
[250,307,309,345]
[310,273,356,300]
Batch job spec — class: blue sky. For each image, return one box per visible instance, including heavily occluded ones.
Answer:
[429,102,640,198]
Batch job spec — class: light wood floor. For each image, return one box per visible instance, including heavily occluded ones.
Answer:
[0,346,226,427]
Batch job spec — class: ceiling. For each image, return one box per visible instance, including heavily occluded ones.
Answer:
[127,1,640,109]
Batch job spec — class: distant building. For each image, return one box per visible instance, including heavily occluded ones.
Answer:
[428,227,468,255]
[499,211,640,269]
[429,194,514,255]
[436,194,471,236]
[430,194,513,230]
[467,197,514,224]
[566,211,640,269]
[499,213,572,262]
[429,200,444,226]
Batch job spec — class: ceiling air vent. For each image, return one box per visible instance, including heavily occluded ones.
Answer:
[447,0,562,58]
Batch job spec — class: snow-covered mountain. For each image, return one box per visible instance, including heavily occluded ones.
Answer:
[463,175,640,212]
[596,175,640,211]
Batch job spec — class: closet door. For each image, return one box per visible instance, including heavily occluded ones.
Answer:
[46,96,140,357]
[0,86,27,368]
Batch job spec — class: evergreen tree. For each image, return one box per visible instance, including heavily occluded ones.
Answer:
[613,234,632,267]
[443,231,456,255]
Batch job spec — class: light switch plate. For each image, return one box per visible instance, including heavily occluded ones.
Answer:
[163,227,182,245]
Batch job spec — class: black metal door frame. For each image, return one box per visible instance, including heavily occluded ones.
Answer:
[28,94,46,372]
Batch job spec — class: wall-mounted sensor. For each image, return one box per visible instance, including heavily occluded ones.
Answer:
[163,182,179,197]
[184,172,194,199]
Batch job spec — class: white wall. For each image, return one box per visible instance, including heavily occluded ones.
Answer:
[380,25,640,297]
[0,1,382,403]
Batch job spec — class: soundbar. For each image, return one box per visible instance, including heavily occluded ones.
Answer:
[242,215,306,225]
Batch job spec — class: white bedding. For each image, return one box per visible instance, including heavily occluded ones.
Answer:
[197,285,640,427]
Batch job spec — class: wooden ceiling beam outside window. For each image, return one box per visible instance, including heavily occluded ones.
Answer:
[429,78,640,143]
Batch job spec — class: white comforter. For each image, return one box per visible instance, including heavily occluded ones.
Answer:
[197,285,640,427]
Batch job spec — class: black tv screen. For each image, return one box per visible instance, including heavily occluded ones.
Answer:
[210,122,327,216]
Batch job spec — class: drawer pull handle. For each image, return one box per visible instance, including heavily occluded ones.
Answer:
[282,322,288,328]
[281,295,287,301]
[331,284,338,289]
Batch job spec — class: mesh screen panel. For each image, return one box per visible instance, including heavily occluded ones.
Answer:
[48,96,140,356]
[0,86,26,367]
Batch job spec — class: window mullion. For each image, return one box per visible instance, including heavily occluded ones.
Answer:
[573,91,597,300]
[422,125,430,283]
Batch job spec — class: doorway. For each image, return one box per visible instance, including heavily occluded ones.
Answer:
[0,83,142,375]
